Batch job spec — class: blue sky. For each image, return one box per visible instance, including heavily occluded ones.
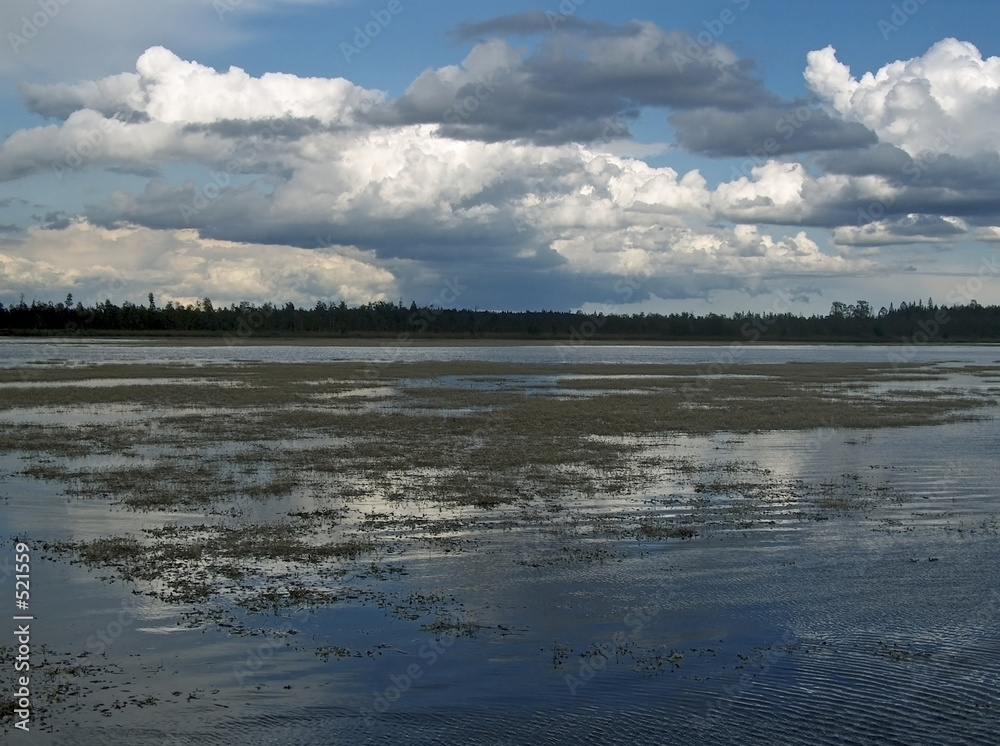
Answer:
[1,0,999,316]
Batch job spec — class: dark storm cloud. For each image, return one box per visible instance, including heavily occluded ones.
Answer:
[19,81,148,122]
[816,143,914,177]
[435,116,636,147]
[886,215,968,238]
[522,23,764,111]
[838,215,968,247]
[821,146,1000,194]
[708,137,1000,231]
[369,20,772,145]
[727,183,1000,232]
[669,101,877,157]
[83,178,552,265]
[181,117,334,141]
[86,180,274,237]
[38,211,71,230]
[426,262,744,312]
[19,83,93,120]
[808,147,1000,227]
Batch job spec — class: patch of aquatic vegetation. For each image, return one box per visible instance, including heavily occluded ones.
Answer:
[870,641,935,663]
[516,543,627,567]
[636,521,699,541]
[420,615,484,638]
[0,423,93,456]
[0,644,133,733]
[315,644,362,661]
[27,456,299,510]
[42,519,383,616]
[550,637,687,680]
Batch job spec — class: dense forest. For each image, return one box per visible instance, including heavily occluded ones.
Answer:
[1,294,998,343]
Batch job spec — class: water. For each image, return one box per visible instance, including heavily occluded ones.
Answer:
[2,337,999,367]
[0,341,998,744]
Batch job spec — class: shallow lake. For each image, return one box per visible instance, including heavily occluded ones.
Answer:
[1,341,998,744]
[3,338,1000,367]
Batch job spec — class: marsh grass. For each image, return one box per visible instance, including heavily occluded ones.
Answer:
[48,520,380,612]
[636,520,698,540]
[65,461,240,509]
[421,616,483,638]
[0,423,92,456]
[76,535,145,566]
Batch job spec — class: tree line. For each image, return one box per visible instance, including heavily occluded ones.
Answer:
[1,294,998,342]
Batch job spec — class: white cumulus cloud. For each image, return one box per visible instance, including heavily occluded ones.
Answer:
[0,220,396,307]
[805,38,1000,158]
[21,45,383,125]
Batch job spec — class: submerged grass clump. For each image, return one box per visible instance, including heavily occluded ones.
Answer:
[46,523,381,613]
[637,520,698,540]
[76,535,145,566]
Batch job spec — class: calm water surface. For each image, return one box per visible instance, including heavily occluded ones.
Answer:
[2,338,999,367]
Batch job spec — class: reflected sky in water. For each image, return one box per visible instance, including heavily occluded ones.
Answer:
[2,338,1000,368]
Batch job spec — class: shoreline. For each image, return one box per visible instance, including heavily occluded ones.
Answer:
[3,333,999,348]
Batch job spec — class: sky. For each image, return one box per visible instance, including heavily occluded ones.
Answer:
[1,0,999,316]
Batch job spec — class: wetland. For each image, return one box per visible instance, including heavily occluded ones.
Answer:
[1,344,999,744]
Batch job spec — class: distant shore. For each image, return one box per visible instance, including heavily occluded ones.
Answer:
[3,330,998,347]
